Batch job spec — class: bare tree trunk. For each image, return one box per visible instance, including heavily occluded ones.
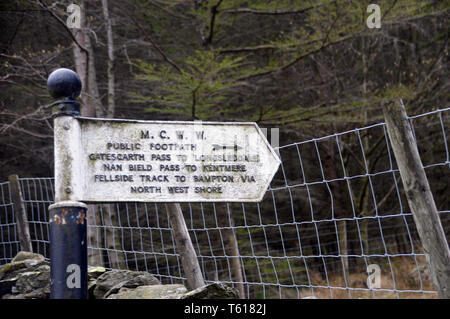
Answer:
[216,203,245,298]
[359,16,371,260]
[359,134,371,256]
[360,218,369,255]
[72,1,92,117]
[73,1,103,118]
[85,21,103,118]
[325,145,350,279]
[103,203,125,269]
[102,0,115,118]
[72,0,104,267]
[99,0,125,269]
[337,220,349,278]
[86,204,104,267]
[71,0,124,268]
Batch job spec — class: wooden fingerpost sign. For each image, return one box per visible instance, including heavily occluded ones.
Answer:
[47,68,281,298]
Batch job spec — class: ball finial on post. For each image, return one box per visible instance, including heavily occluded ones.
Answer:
[47,68,82,116]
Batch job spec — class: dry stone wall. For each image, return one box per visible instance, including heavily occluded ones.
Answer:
[0,251,238,299]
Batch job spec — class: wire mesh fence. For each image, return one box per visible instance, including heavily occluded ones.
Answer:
[0,107,449,299]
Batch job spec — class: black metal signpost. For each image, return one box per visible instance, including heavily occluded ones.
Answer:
[47,69,88,299]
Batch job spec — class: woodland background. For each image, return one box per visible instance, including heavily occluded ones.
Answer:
[1,0,448,180]
[0,0,449,298]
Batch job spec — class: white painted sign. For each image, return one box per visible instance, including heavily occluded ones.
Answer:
[54,117,280,202]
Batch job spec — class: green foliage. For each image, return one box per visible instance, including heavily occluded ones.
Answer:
[130,0,448,125]
[132,51,247,119]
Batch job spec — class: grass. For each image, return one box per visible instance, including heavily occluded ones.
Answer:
[299,256,438,299]
[244,255,438,299]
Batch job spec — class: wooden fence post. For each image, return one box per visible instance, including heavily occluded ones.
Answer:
[8,174,33,253]
[165,203,205,291]
[382,100,450,298]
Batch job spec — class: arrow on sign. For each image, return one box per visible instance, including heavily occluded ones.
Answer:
[212,144,242,151]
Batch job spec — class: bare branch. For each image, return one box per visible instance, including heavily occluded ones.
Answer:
[219,3,324,15]
[101,0,115,118]
[130,16,183,74]
[204,0,224,47]
[235,34,354,82]
[0,102,53,135]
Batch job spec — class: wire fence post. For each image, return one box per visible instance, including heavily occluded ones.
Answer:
[165,203,205,290]
[7,174,33,253]
[383,100,450,298]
